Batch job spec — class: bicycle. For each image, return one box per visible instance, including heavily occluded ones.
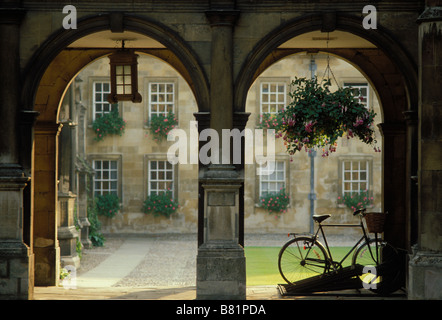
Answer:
[278,208,401,295]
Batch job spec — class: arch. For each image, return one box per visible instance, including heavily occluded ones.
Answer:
[22,13,210,116]
[235,13,418,251]
[234,13,417,120]
[22,13,209,286]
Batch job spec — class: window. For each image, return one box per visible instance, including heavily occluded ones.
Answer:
[115,65,132,95]
[259,160,286,197]
[341,160,370,195]
[148,160,175,197]
[93,160,119,196]
[344,83,369,109]
[93,82,118,120]
[260,82,286,114]
[149,82,175,119]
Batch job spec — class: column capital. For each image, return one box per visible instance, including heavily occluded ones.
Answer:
[377,122,406,136]
[418,5,442,23]
[0,7,26,25]
[205,9,240,27]
[403,110,418,126]
[233,112,250,130]
[0,163,28,183]
[193,112,211,132]
[35,122,63,136]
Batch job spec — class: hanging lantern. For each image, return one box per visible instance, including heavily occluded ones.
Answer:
[107,41,142,103]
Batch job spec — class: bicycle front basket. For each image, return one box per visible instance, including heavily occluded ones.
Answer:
[364,212,386,233]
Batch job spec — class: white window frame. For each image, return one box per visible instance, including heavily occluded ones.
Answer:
[147,160,175,197]
[341,159,370,195]
[343,83,369,109]
[92,159,119,196]
[92,81,119,120]
[260,81,287,115]
[258,160,287,197]
[148,81,176,120]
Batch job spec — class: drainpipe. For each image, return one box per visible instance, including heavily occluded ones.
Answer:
[308,150,317,234]
[308,55,317,234]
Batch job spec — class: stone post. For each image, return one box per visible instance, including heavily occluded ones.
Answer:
[409,3,442,300]
[0,3,34,300]
[33,122,62,286]
[196,9,246,300]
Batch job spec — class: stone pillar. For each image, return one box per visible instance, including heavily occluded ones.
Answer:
[57,86,81,270]
[196,8,246,300]
[33,122,62,286]
[0,3,34,300]
[74,77,93,249]
[377,123,407,250]
[197,166,245,300]
[409,3,442,300]
[403,110,419,250]
[0,166,32,300]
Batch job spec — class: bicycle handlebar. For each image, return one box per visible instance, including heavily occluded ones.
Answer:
[353,208,367,216]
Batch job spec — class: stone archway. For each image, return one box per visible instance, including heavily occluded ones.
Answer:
[234,13,418,257]
[21,14,210,287]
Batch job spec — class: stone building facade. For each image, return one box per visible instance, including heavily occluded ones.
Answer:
[0,0,440,300]
[65,52,382,238]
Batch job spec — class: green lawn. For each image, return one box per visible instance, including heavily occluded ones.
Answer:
[245,246,352,286]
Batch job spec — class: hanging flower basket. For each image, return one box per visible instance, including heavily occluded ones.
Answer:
[277,77,380,157]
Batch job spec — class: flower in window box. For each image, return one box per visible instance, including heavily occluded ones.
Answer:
[337,190,374,212]
[142,191,179,218]
[92,109,126,141]
[145,112,178,142]
[257,112,283,133]
[95,193,120,218]
[259,188,290,217]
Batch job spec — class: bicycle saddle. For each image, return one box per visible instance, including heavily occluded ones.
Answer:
[312,214,331,223]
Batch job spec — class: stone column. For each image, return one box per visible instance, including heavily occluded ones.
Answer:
[377,122,408,292]
[74,77,93,249]
[403,110,419,250]
[57,87,81,270]
[196,9,246,300]
[33,122,62,286]
[409,3,442,300]
[377,123,407,250]
[0,4,34,300]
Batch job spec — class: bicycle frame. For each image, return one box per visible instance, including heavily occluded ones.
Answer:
[309,216,379,271]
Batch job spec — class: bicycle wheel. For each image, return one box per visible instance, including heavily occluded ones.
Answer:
[352,238,401,295]
[278,236,329,284]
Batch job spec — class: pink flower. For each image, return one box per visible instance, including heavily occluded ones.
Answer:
[304,120,316,133]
